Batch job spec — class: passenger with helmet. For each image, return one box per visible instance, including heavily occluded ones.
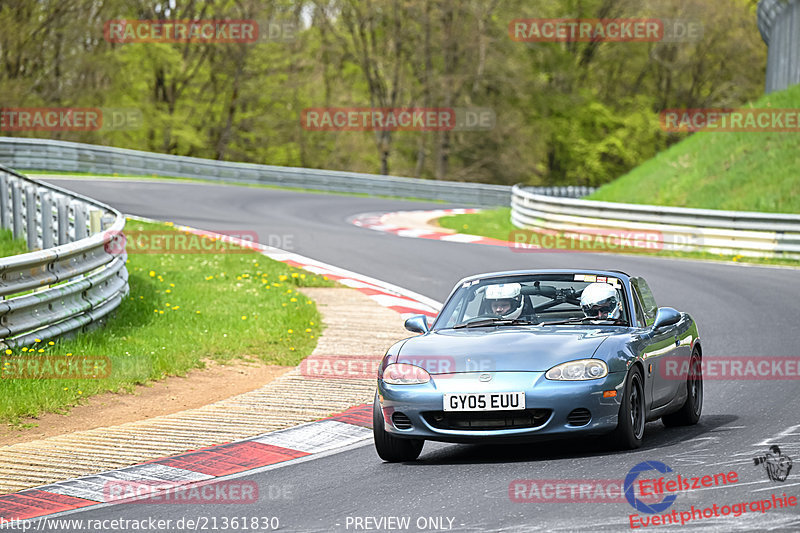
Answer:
[580,282,622,320]
[485,283,524,320]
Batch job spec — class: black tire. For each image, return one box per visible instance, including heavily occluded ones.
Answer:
[612,366,645,449]
[373,393,424,462]
[662,350,703,427]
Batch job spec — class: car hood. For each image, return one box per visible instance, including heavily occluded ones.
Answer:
[396,326,620,373]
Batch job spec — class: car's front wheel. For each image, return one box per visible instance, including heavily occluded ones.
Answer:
[373,393,424,462]
[611,366,645,449]
[662,349,703,427]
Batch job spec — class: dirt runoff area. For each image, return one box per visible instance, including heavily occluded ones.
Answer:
[0,359,292,446]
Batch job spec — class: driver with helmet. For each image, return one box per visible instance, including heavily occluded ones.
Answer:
[485,283,523,319]
[580,282,622,320]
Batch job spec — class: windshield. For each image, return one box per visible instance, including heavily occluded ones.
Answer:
[433,273,630,330]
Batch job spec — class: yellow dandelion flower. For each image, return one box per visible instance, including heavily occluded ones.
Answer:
[172,306,179,310]
[289,347,295,351]
[290,297,297,302]
[4,349,11,355]
[21,347,28,352]
[149,270,156,277]
[38,349,44,353]
[63,387,68,391]
[78,390,83,394]
[66,353,72,356]
[196,311,201,314]
[241,316,247,320]
[159,310,164,315]
[291,273,299,278]
[309,321,315,326]
[48,341,54,345]
[166,289,171,293]
[35,339,41,343]
[300,274,306,279]
[279,275,287,281]
[282,303,287,307]
[305,328,312,333]
[287,329,293,334]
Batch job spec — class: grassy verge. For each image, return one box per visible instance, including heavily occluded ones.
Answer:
[0,219,334,425]
[437,208,800,268]
[587,84,800,213]
[0,228,28,258]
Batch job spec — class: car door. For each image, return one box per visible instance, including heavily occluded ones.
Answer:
[631,277,681,409]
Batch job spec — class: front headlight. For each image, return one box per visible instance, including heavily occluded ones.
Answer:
[381,363,431,385]
[546,359,608,380]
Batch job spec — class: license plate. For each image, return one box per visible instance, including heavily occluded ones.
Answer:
[443,392,526,412]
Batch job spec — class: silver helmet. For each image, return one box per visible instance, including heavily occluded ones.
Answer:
[580,282,621,319]
[485,282,523,320]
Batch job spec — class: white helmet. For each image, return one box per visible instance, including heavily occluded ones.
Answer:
[486,283,523,320]
[580,282,621,319]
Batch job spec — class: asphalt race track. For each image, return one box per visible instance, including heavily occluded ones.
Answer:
[40,178,800,532]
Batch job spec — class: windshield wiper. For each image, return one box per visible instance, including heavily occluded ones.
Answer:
[453,318,536,329]
[537,317,627,326]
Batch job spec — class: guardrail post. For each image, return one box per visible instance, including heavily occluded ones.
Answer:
[57,197,69,244]
[89,209,103,234]
[101,213,116,230]
[11,182,23,241]
[25,186,37,250]
[41,192,54,249]
[73,202,88,240]
[0,173,8,230]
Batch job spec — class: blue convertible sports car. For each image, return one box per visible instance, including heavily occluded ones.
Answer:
[373,269,702,462]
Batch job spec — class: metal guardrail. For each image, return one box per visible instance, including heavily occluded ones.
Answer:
[511,185,800,258]
[0,164,128,347]
[758,0,800,93]
[0,137,594,206]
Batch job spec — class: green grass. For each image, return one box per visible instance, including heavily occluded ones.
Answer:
[587,85,800,213]
[0,219,335,425]
[437,208,800,268]
[439,208,514,241]
[0,228,28,258]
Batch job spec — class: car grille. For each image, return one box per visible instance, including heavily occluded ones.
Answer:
[567,408,592,426]
[423,409,551,430]
[392,412,413,430]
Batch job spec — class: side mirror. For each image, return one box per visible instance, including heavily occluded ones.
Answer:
[653,307,681,330]
[404,315,429,334]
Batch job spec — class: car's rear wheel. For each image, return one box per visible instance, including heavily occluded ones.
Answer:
[373,393,424,462]
[612,366,645,449]
[662,350,703,427]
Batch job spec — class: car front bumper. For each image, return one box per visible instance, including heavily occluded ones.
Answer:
[377,371,626,443]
